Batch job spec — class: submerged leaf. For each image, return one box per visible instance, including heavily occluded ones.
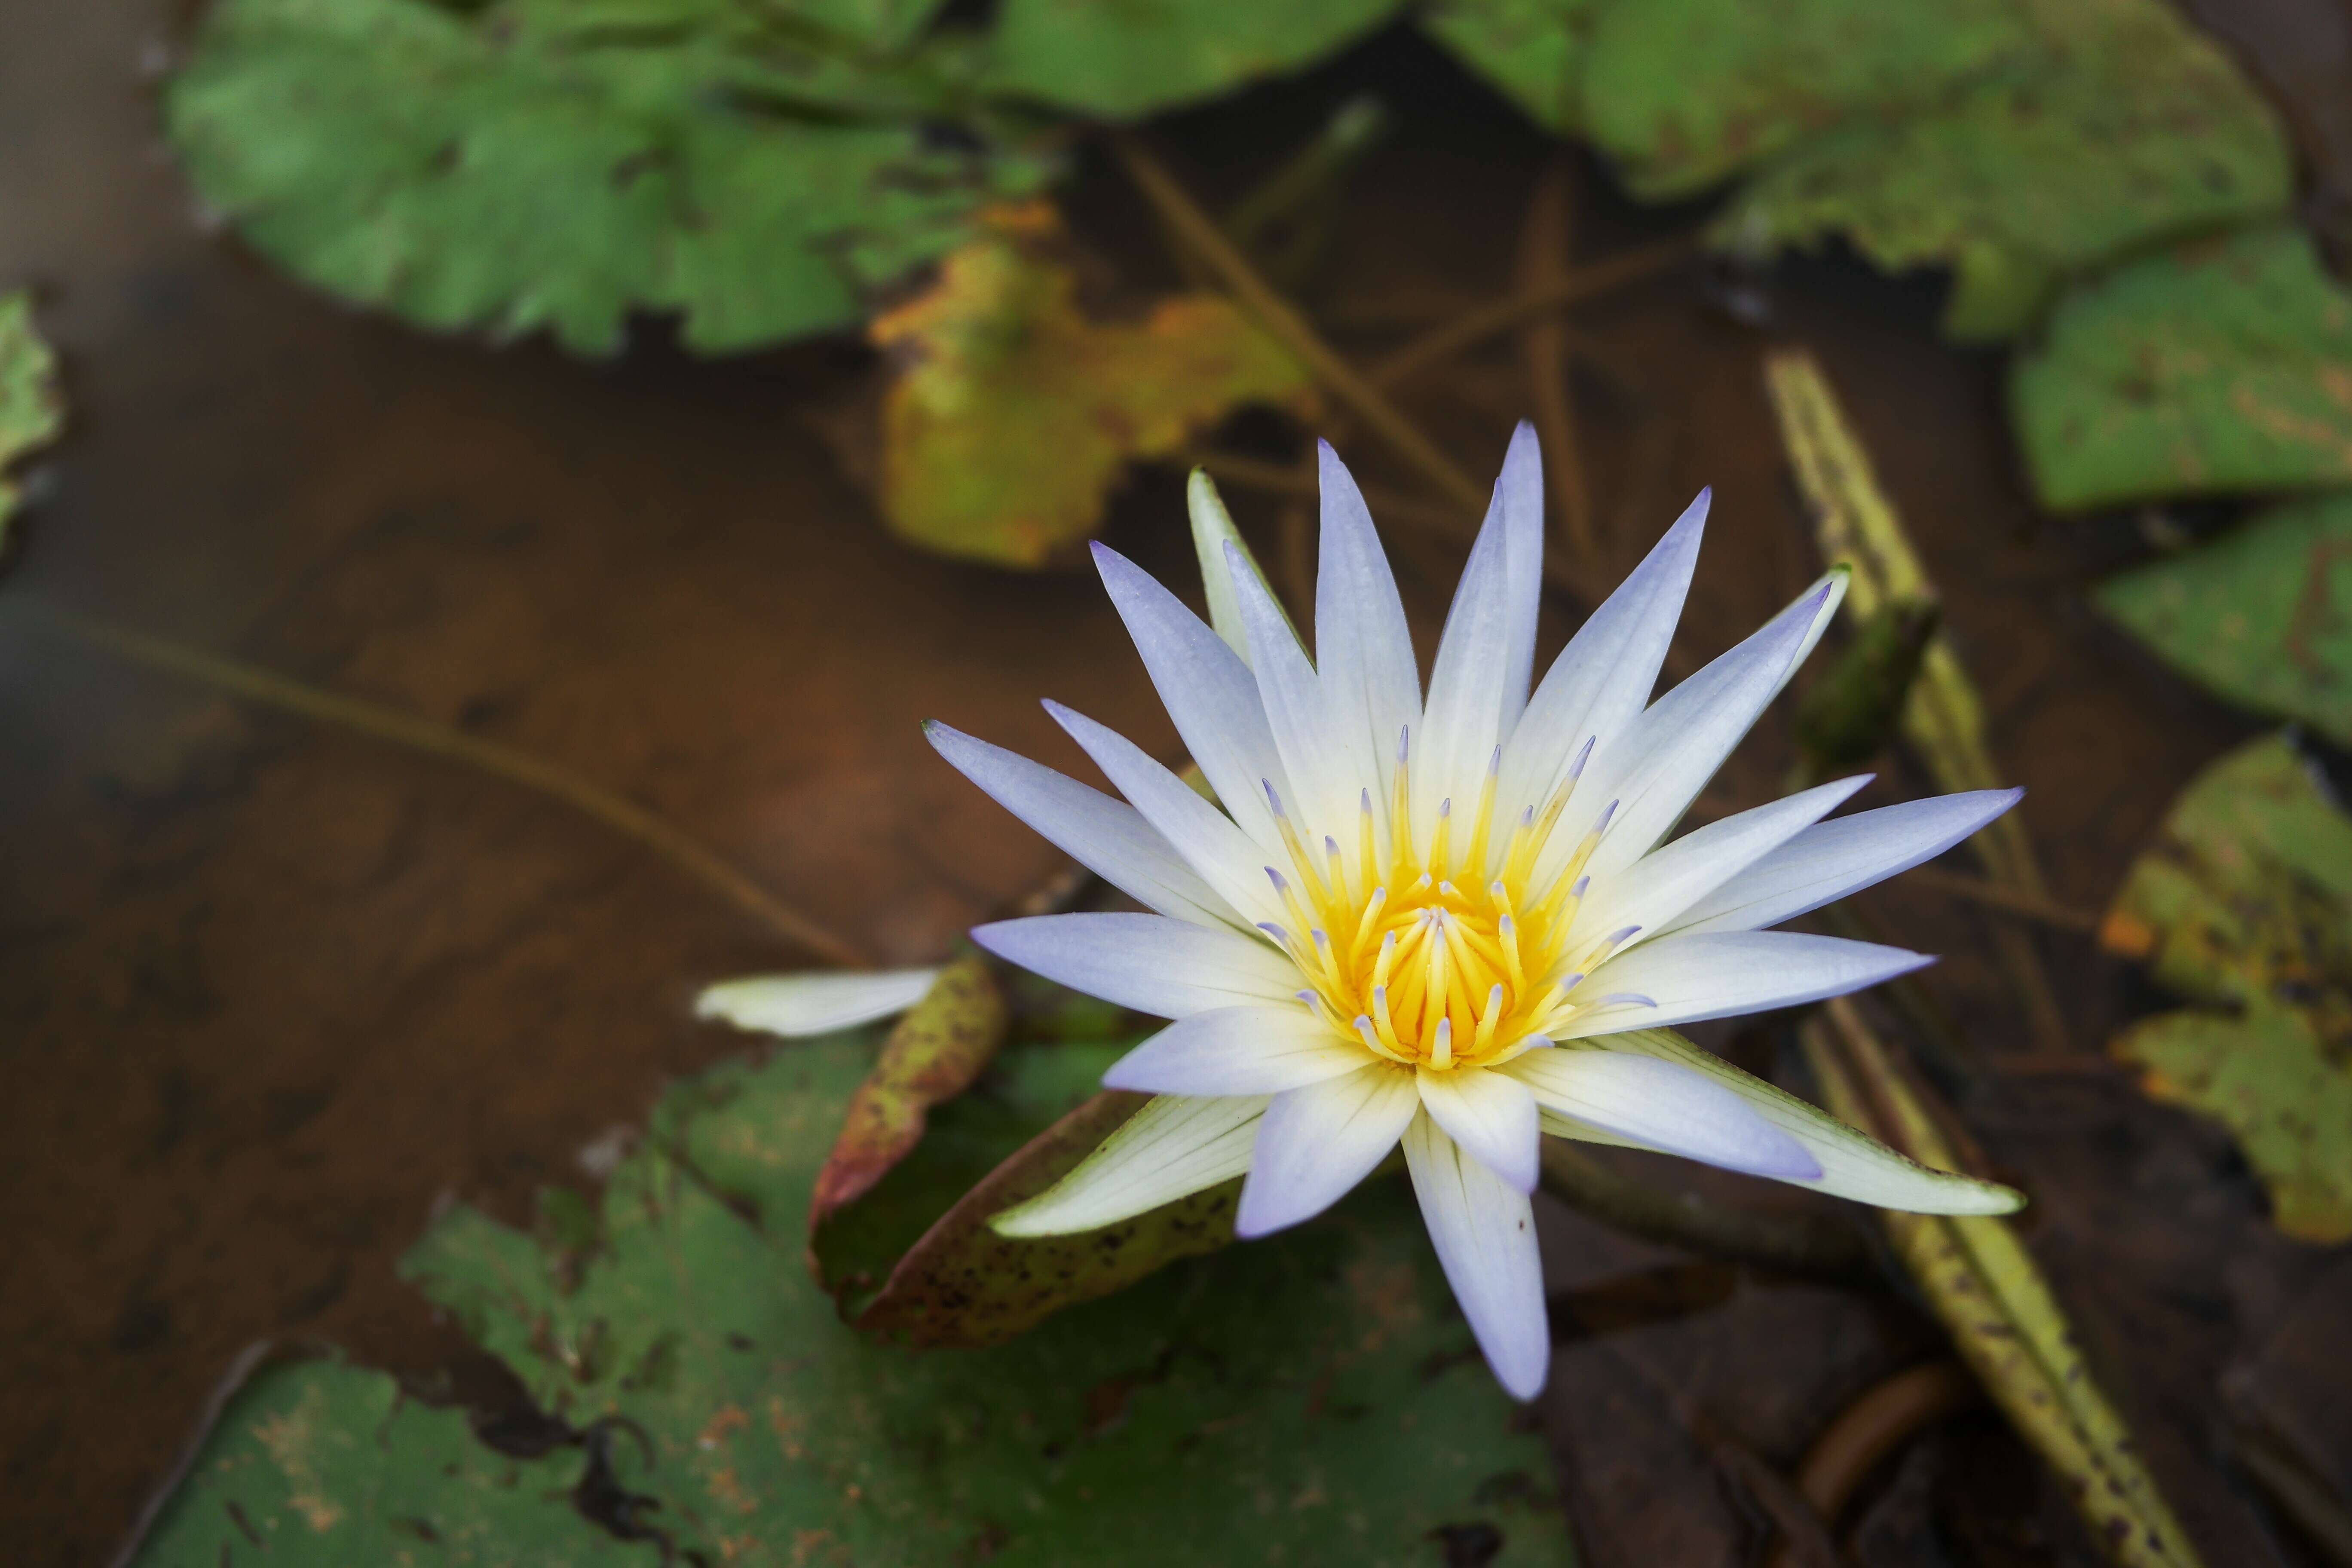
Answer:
[984,0,1404,118]
[872,205,1312,567]
[2101,735,2352,1243]
[2013,227,2352,510]
[2096,493,2352,749]
[1714,0,2291,340]
[0,291,64,552]
[166,0,1047,355]
[395,1033,1571,1564]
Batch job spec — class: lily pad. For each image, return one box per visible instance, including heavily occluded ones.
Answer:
[870,205,1312,567]
[2095,492,2352,748]
[127,1358,647,1565]
[2101,735,2352,1243]
[397,1032,1573,1564]
[0,291,64,552]
[1418,0,1590,132]
[984,0,1404,118]
[2012,226,2352,510]
[1712,0,2291,340]
[166,0,1048,355]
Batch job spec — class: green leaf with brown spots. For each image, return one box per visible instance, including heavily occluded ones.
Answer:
[1418,0,1590,132]
[2013,227,2352,510]
[2095,492,2352,748]
[871,204,1314,567]
[0,291,64,554]
[2100,734,2352,1243]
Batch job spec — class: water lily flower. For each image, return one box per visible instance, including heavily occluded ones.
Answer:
[916,427,2020,1398]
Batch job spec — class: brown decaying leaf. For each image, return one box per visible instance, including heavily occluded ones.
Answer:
[851,1090,1241,1347]
[806,952,1008,1238]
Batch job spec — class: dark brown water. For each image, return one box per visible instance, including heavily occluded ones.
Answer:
[5,5,2349,1565]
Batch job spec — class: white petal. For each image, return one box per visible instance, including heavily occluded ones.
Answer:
[1661,789,2025,937]
[1498,490,1705,828]
[1494,422,1547,734]
[1235,1063,1420,1237]
[925,721,1237,931]
[693,968,938,1038]
[1504,1047,1820,1179]
[1415,469,1518,846]
[991,1093,1267,1237]
[1189,469,1269,665]
[1093,542,1292,854]
[1579,1029,2023,1214]
[1402,1112,1549,1400]
[1415,1066,1541,1192]
[1553,572,1847,891]
[1101,1006,1369,1097]
[1313,442,1421,836]
[971,913,1300,1019]
[1568,776,1871,951]
[1228,539,1354,843]
[1046,701,1285,929]
[1559,931,1932,1038]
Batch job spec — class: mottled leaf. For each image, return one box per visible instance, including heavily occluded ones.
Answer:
[2096,493,2352,749]
[0,291,64,552]
[2101,735,2352,1243]
[166,0,1047,355]
[1418,0,1589,132]
[1715,0,2291,340]
[399,1033,1573,1565]
[984,0,1404,118]
[2013,227,2352,510]
[871,204,1313,567]
[128,1359,644,1565]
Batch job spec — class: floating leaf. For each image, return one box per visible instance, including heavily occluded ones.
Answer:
[871,204,1312,567]
[2096,493,2352,749]
[1715,0,2291,340]
[2101,735,2352,1243]
[395,1033,1572,1564]
[166,0,1048,355]
[1418,0,1589,132]
[984,0,1404,119]
[2013,227,2352,510]
[0,291,64,553]
[128,1359,645,1565]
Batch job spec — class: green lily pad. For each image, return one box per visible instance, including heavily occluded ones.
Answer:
[1712,0,2291,340]
[2012,227,2352,510]
[2101,735,2352,1243]
[1418,0,1589,132]
[0,291,64,552]
[2095,492,2352,748]
[166,0,1048,355]
[983,0,1405,118]
[127,1358,648,1565]
[396,1032,1573,1564]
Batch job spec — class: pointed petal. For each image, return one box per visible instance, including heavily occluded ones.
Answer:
[1102,1006,1369,1096]
[1235,1063,1420,1237]
[1415,477,1517,845]
[1504,1047,1820,1179]
[1495,422,1546,733]
[1572,1029,2024,1214]
[694,968,938,1038]
[1559,931,1932,1038]
[1228,539,1354,842]
[972,913,1300,1019]
[1415,1066,1540,1192]
[1499,490,1705,825]
[991,1094,1266,1237]
[1550,571,1847,891]
[1093,542,1291,854]
[1047,701,1285,929]
[925,721,1237,931]
[1661,789,2025,937]
[1568,776,1871,951]
[1189,469,1294,665]
[1314,443,1421,831]
[1402,1112,1549,1399]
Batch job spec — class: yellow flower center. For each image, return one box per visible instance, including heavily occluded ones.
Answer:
[1260,737,1634,1071]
